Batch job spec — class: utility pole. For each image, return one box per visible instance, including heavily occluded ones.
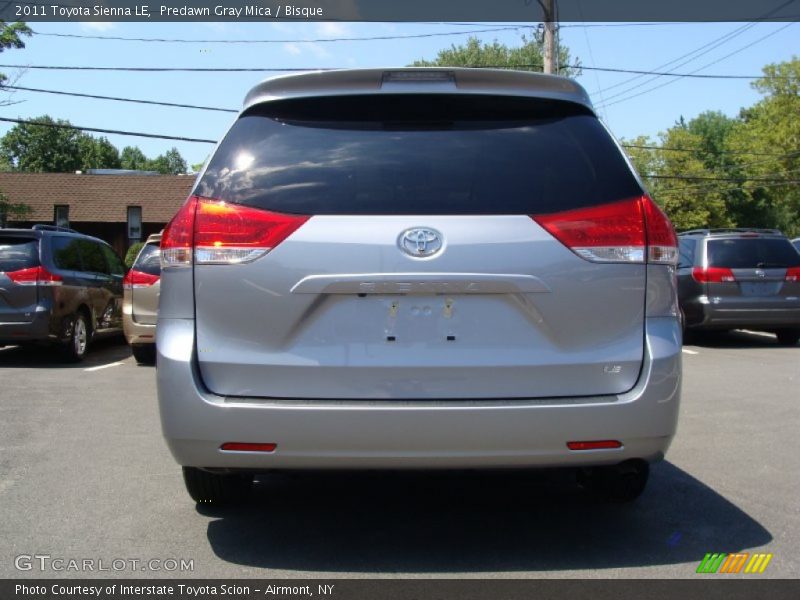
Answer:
[541,0,556,74]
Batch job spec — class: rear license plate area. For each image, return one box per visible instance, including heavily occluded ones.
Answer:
[739,282,782,296]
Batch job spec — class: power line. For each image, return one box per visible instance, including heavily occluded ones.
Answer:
[30,25,527,44]
[590,22,758,97]
[621,144,794,157]
[596,22,796,109]
[645,174,800,182]
[1,85,237,113]
[0,62,786,78]
[0,117,217,144]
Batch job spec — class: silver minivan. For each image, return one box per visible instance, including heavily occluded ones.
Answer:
[157,68,682,505]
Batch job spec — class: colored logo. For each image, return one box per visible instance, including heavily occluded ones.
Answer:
[696,552,773,574]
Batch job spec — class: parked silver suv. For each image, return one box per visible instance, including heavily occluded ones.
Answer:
[157,68,682,505]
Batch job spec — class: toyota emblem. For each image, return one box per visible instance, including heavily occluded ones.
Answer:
[398,228,443,258]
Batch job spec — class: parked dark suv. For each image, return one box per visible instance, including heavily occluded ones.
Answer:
[677,228,800,345]
[0,225,126,360]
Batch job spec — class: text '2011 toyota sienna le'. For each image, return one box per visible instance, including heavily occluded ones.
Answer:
[157,69,682,505]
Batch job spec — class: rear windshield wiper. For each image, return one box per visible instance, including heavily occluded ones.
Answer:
[756,262,788,268]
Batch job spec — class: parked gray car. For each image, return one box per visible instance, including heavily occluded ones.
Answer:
[157,68,682,505]
[677,228,800,344]
[0,225,125,360]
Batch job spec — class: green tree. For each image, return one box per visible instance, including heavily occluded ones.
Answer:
[0,116,84,172]
[0,191,31,226]
[0,20,32,86]
[726,57,800,236]
[148,147,188,175]
[410,34,580,77]
[0,117,123,172]
[120,146,150,170]
[77,135,121,170]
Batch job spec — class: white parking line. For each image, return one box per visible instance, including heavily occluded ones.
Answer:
[681,348,699,355]
[84,362,125,372]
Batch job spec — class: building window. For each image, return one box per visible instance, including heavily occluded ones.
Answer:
[54,205,69,228]
[127,206,142,242]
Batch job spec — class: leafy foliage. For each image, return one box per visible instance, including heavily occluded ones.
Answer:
[410,34,580,77]
[124,242,145,268]
[0,20,32,86]
[0,119,188,174]
[0,191,31,226]
[623,57,800,237]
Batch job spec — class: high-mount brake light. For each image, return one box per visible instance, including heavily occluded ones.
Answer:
[531,195,678,265]
[4,265,62,286]
[160,195,309,268]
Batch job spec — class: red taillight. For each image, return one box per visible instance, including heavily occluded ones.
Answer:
[531,195,677,264]
[567,440,623,451]
[4,266,62,286]
[785,267,800,282]
[123,269,160,289]
[220,442,277,453]
[692,266,736,283]
[160,195,198,268]
[642,195,679,264]
[160,195,310,268]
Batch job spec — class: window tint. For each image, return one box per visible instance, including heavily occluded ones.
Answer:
[132,243,161,276]
[77,240,109,274]
[678,238,696,267]
[101,245,126,276]
[51,236,84,271]
[0,238,39,272]
[707,238,800,268]
[197,95,642,216]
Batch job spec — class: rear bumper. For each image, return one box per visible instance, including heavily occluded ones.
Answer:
[684,297,800,329]
[123,314,156,345]
[157,317,681,470]
[0,310,57,344]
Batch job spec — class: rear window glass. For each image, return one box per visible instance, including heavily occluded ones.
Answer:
[133,243,161,276]
[0,238,39,272]
[707,238,800,268]
[196,95,642,215]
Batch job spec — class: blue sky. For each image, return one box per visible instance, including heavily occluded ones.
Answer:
[0,20,796,168]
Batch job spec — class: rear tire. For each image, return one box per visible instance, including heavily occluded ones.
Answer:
[131,344,156,365]
[182,467,253,506]
[578,460,650,503]
[775,328,800,346]
[61,312,90,362]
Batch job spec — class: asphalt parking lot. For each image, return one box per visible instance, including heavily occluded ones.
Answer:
[0,332,798,579]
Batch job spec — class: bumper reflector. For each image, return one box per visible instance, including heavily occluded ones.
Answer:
[220,442,277,453]
[567,440,623,451]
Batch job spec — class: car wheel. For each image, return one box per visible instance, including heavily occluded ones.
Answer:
[775,328,800,346]
[131,344,156,365]
[578,460,649,503]
[61,312,90,362]
[182,467,253,505]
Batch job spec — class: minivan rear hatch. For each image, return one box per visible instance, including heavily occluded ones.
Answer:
[189,95,651,400]
[0,234,40,323]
